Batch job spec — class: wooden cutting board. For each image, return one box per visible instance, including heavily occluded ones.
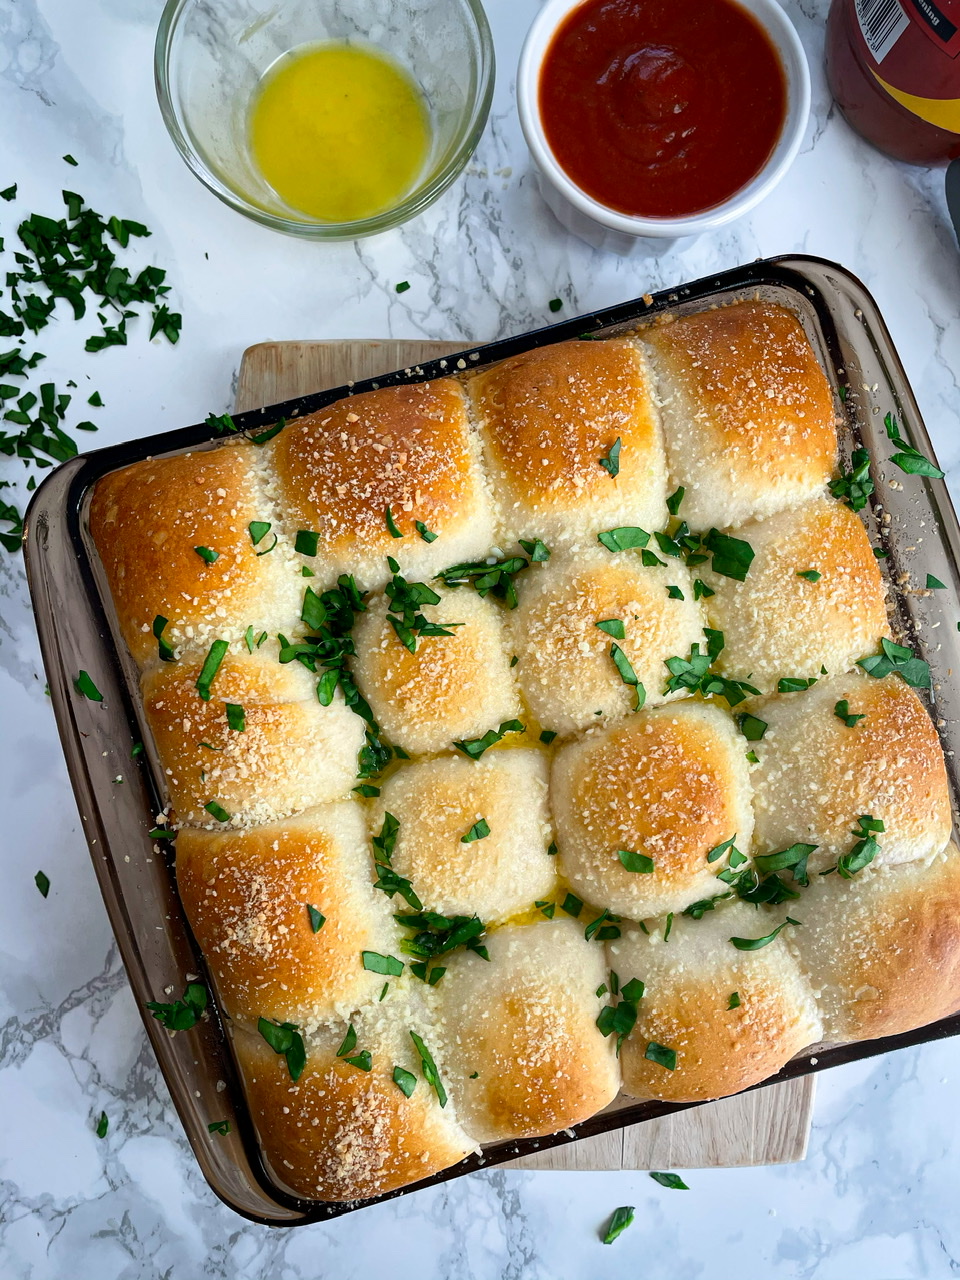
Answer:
[235,338,816,1171]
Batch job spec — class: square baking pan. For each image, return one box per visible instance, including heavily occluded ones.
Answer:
[24,254,960,1226]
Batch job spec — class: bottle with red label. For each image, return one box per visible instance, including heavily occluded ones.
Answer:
[826,0,960,163]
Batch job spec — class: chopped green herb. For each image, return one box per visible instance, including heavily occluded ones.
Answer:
[874,547,888,559]
[596,978,644,1054]
[596,618,625,639]
[549,297,563,312]
[730,918,800,951]
[597,526,650,553]
[385,506,403,538]
[539,729,558,745]
[885,412,944,479]
[295,529,319,556]
[510,654,519,668]
[35,870,50,898]
[599,437,622,478]
[393,1065,417,1097]
[257,1018,306,1081]
[739,713,767,741]
[206,412,236,434]
[693,578,714,601]
[561,892,583,918]
[195,639,228,701]
[536,900,556,919]
[336,1025,358,1057]
[436,554,531,608]
[777,676,819,693]
[834,699,865,728]
[225,702,245,732]
[618,849,654,874]
[74,670,103,702]
[666,584,685,600]
[641,549,666,567]
[702,528,754,581]
[453,719,525,759]
[95,1111,108,1138]
[395,911,488,965]
[610,643,645,710]
[379,982,389,1000]
[194,545,219,564]
[666,486,685,516]
[208,1120,230,1136]
[307,904,325,933]
[585,907,622,942]
[728,991,741,1010]
[754,842,816,886]
[838,385,847,402]
[87,390,103,406]
[644,1041,677,1071]
[1,184,17,200]
[601,1206,635,1245]
[146,981,207,1030]
[395,281,410,293]
[204,800,231,823]
[663,912,674,941]
[461,818,490,844]
[663,634,759,707]
[547,841,558,855]
[858,636,930,689]
[746,749,759,764]
[353,783,381,797]
[927,574,947,590]
[796,569,821,582]
[650,1171,689,1190]
[706,834,740,863]
[416,520,438,543]
[149,615,176,662]
[824,814,885,879]
[518,537,551,562]
[385,560,462,653]
[830,448,874,511]
[362,951,404,976]
[409,1030,447,1106]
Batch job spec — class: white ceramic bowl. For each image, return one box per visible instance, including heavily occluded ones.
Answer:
[517,0,811,254]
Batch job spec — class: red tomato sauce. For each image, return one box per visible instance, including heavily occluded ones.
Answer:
[538,0,789,219]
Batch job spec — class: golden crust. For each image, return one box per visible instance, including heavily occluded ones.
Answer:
[468,339,667,546]
[351,587,521,755]
[512,550,707,736]
[231,995,476,1201]
[703,497,890,694]
[268,380,493,589]
[788,845,960,1042]
[372,751,557,924]
[89,444,301,667]
[434,920,619,1143]
[752,672,952,873]
[141,650,363,827]
[175,806,398,1031]
[612,905,821,1102]
[643,302,837,530]
[551,703,754,919]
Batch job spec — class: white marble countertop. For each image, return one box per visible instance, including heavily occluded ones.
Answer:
[3,1,960,1276]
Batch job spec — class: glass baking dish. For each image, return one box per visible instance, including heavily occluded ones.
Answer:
[23,255,960,1226]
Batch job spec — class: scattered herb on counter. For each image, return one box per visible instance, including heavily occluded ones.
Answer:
[829,448,874,512]
[35,870,50,898]
[395,281,410,294]
[650,1171,689,1190]
[548,297,563,312]
[95,1111,108,1139]
[461,818,490,844]
[73,669,103,701]
[858,636,931,689]
[834,699,865,728]
[208,1120,230,1136]
[927,574,947,590]
[885,412,944,478]
[601,1206,635,1245]
[599,436,621,477]
[453,719,525,759]
[146,981,208,1030]
[257,1018,306,1081]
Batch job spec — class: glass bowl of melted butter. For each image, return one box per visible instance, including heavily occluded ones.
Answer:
[156,0,495,238]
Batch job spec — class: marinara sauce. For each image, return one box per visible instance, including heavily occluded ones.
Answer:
[538,0,788,218]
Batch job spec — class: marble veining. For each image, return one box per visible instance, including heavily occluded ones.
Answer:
[3,0,960,1275]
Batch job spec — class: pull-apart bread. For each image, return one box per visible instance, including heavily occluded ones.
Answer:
[89,300,957,1201]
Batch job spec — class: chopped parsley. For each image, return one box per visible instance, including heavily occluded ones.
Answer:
[73,670,103,701]
[730,917,800,951]
[693,578,714,600]
[596,618,625,639]
[225,702,245,732]
[548,297,563,312]
[560,893,583,918]
[829,448,874,512]
[597,526,650,552]
[596,977,644,1054]
[416,520,438,543]
[539,729,558,745]
[834,699,865,728]
[618,849,654,874]
[306,904,325,933]
[194,545,219,564]
[395,280,411,293]
[701,529,754,581]
[650,1171,689,1190]
[666,584,684,600]
[385,505,403,538]
[599,437,622,478]
[777,676,818,693]
[885,412,944,478]
[461,818,490,843]
[336,1025,358,1057]
[666,486,685,516]
[858,636,930,689]
[663,631,759,707]
[204,800,231,823]
[248,520,276,555]
[195,639,228,701]
[585,907,621,942]
[601,1206,635,1245]
[257,1018,306,1081]
[362,950,404,976]
[738,713,767,741]
[644,1041,677,1071]
[728,991,741,1010]
[609,643,645,709]
[796,569,821,582]
[926,574,946,590]
[146,981,207,1030]
[823,814,884,878]
[294,529,319,556]
[518,537,551,562]
[393,1065,417,1097]
[453,719,525,759]
[35,870,50,898]
[396,910,488,967]
[385,558,463,653]
[436,554,530,608]
[345,1050,372,1073]
[410,1030,447,1106]
[536,899,556,919]
[96,1111,108,1139]
[208,1120,230,1136]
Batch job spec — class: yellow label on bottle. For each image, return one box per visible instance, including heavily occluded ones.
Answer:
[872,68,960,135]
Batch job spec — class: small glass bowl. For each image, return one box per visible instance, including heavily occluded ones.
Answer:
[155,0,495,240]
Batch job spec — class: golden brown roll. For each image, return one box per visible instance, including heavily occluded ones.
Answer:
[751,672,951,874]
[433,919,619,1142]
[551,703,754,920]
[268,380,493,590]
[373,751,556,923]
[610,904,821,1102]
[787,845,960,1042]
[176,804,399,1030]
[89,443,302,667]
[141,648,363,827]
[512,550,706,736]
[231,989,476,1201]
[351,586,521,755]
[468,339,668,548]
[701,498,889,694]
[642,302,837,530]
